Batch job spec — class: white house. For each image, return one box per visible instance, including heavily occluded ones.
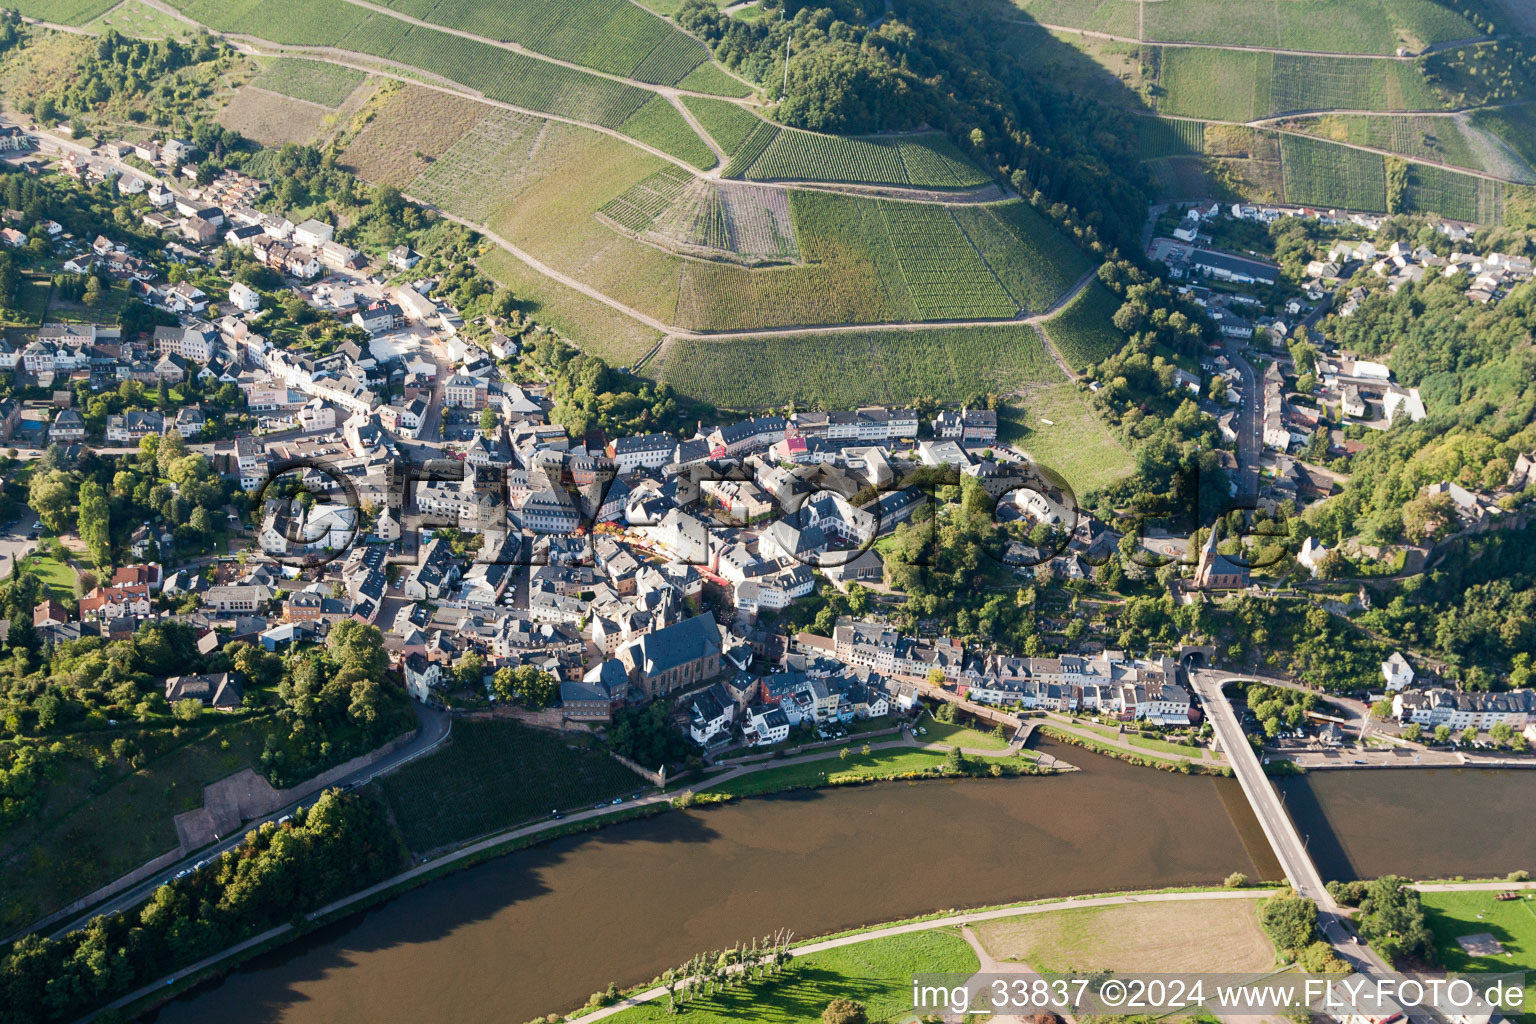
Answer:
[1381,652,1414,692]
[1297,537,1328,577]
[744,705,790,746]
[228,280,261,312]
[292,218,334,248]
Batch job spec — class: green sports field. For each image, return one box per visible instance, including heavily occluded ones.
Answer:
[1421,889,1536,1024]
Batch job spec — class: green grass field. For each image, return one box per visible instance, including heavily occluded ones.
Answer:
[18,553,78,601]
[1421,889,1536,1024]
[1471,103,1536,177]
[1280,133,1389,211]
[249,57,365,106]
[1039,279,1125,371]
[654,323,1063,410]
[1124,732,1207,757]
[1001,383,1135,497]
[377,719,646,853]
[919,716,1013,751]
[1156,48,1445,122]
[702,747,1015,799]
[2,277,52,328]
[478,249,663,365]
[973,898,1276,973]
[602,929,978,1023]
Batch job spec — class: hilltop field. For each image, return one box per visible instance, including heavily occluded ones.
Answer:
[23,0,1536,504]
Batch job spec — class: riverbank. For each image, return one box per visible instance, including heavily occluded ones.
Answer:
[145,740,1278,1024]
[693,743,1055,800]
[560,888,1282,1023]
[90,741,1061,1021]
[1036,724,1232,775]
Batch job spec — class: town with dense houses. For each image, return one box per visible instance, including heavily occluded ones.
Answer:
[1,118,1531,760]
[4,6,1536,1020]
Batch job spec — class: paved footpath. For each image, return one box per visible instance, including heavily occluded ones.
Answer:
[560,889,1272,1024]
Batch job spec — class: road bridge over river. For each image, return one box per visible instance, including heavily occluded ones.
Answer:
[1187,669,1425,1014]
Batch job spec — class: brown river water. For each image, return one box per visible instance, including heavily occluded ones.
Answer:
[148,744,1536,1024]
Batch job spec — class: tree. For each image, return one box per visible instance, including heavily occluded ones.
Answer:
[172,698,202,722]
[78,479,111,567]
[822,998,868,1024]
[1259,891,1319,959]
[1433,724,1451,745]
[478,407,497,434]
[456,651,485,690]
[1458,726,1478,746]
[82,275,102,307]
[1403,723,1422,742]
[1356,875,1435,965]
[1225,872,1249,888]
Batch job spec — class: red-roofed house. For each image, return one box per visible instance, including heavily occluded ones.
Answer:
[112,563,163,592]
[79,583,151,621]
[33,600,68,627]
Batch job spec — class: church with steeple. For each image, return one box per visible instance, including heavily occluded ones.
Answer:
[1193,523,1250,590]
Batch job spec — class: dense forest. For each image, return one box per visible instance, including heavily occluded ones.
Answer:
[0,789,403,1024]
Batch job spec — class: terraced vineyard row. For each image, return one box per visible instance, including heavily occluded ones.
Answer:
[721,122,781,177]
[1280,133,1388,211]
[681,96,765,157]
[1040,280,1126,372]
[676,62,754,99]
[728,127,991,189]
[10,0,119,24]
[655,324,1063,410]
[369,0,709,86]
[1284,113,1485,172]
[717,184,800,263]
[167,0,716,164]
[617,96,716,170]
[1137,117,1205,160]
[879,203,1016,319]
[597,167,694,234]
[1156,47,1446,122]
[950,203,1095,314]
[1401,163,1503,223]
[408,110,546,222]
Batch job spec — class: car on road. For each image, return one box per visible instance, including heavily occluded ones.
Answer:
[550,810,563,819]
[610,797,623,805]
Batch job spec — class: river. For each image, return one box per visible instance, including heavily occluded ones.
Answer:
[1275,766,1536,882]
[151,741,1278,1023]
[150,749,1536,1023]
